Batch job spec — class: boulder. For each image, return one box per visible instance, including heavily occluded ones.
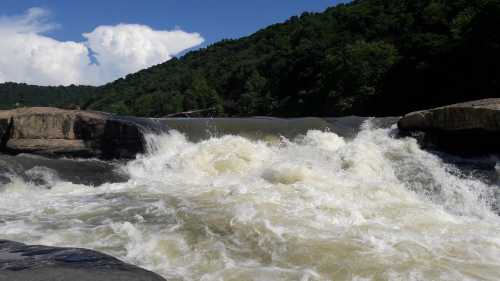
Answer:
[0,154,129,186]
[0,240,166,281]
[398,99,500,154]
[0,107,146,159]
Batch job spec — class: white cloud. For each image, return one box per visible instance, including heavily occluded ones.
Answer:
[83,24,204,83]
[0,7,57,34]
[0,8,204,86]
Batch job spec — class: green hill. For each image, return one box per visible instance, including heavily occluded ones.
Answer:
[1,0,499,117]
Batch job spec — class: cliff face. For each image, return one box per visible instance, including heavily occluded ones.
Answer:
[0,107,145,159]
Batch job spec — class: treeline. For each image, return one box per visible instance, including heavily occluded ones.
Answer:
[1,0,499,117]
[0,83,94,110]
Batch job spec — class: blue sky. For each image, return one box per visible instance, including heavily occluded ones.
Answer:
[0,0,347,86]
[0,0,345,45]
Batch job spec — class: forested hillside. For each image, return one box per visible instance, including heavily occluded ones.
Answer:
[1,0,499,117]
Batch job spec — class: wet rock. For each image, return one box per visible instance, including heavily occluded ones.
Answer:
[0,240,166,281]
[398,99,500,154]
[0,107,146,159]
[0,154,128,186]
[0,174,10,185]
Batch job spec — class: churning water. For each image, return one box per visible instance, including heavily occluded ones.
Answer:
[1,120,500,281]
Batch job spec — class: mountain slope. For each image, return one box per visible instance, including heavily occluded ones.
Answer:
[2,0,499,117]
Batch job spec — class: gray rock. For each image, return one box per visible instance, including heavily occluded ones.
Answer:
[0,107,146,159]
[0,154,129,186]
[398,99,500,154]
[0,240,166,281]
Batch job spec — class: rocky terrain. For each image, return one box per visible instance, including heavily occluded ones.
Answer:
[0,107,146,159]
[398,98,500,154]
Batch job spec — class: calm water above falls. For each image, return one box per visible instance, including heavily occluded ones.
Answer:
[1,120,500,281]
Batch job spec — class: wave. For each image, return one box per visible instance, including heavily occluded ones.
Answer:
[0,120,499,280]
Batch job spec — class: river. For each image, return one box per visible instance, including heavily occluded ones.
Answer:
[0,118,499,281]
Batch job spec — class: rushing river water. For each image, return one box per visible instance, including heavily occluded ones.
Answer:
[1,119,500,281]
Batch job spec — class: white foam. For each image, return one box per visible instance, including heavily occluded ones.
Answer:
[1,122,499,280]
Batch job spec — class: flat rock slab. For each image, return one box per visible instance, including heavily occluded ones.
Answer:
[398,99,500,154]
[398,98,500,132]
[0,240,166,281]
[0,107,146,159]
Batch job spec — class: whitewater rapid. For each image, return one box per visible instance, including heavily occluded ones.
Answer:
[1,121,499,281]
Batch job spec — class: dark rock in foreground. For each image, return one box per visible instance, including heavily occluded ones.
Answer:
[0,107,146,159]
[0,240,165,281]
[398,99,500,154]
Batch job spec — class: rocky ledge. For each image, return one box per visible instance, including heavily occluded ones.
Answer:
[0,240,165,281]
[398,98,500,154]
[0,107,146,159]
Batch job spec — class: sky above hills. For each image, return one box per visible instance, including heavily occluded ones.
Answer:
[0,0,346,86]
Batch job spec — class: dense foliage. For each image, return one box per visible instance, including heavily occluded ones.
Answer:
[1,0,499,117]
[0,83,94,110]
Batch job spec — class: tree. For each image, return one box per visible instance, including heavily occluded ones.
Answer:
[324,40,399,114]
[238,70,274,116]
[184,74,224,115]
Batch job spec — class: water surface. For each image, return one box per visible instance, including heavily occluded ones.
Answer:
[0,119,499,281]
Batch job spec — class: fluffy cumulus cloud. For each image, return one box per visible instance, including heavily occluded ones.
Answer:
[0,8,204,86]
